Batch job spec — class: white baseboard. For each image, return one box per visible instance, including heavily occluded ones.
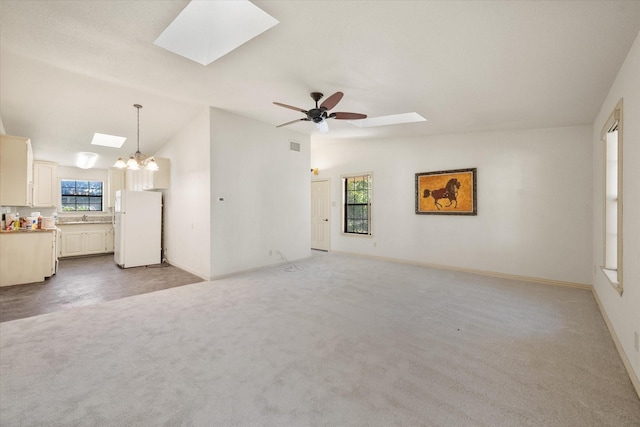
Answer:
[334,250,638,398]
[592,288,640,400]
[164,258,209,282]
[208,255,312,281]
[332,251,591,290]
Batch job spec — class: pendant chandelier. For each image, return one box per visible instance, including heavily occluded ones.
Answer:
[114,104,158,171]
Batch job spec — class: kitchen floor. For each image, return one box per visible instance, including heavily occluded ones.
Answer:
[0,254,203,323]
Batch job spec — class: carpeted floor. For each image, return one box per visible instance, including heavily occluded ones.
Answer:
[1,252,639,426]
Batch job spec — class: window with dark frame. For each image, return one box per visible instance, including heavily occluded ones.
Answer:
[344,174,372,235]
[60,179,103,211]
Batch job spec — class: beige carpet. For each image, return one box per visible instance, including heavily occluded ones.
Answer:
[1,252,639,426]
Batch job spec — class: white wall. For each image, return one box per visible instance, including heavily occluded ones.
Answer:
[209,108,311,278]
[592,31,640,385]
[311,125,593,285]
[154,108,211,280]
[57,165,107,182]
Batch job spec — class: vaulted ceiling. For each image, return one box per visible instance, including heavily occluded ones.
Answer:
[1,1,639,169]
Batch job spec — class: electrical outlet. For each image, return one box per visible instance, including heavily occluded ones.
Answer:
[635,331,639,352]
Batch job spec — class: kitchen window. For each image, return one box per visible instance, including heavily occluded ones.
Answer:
[61,179,103,211]
[343,174,372,235]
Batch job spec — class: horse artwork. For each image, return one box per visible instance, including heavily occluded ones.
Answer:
[422,178,461,210]
[415,168,477,215]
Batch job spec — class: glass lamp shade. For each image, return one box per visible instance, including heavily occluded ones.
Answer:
[146,158,159,171]
[126,155,140,170]
[315,120,329,133]
[114,157,127,168]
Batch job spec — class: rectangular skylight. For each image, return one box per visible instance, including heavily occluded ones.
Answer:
[91,133,126,148]
[349,112,427,128]
[154,0,279,66]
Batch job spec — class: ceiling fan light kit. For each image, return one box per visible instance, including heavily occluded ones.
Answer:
[273,91,367,132]
[114,104,158,171]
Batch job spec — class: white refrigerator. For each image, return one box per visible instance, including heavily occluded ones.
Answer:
[114,190,162,268]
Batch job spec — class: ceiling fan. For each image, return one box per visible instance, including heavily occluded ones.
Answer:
[273,91,367,133]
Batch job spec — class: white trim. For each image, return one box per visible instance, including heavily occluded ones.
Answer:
[592,287,640,399]
[341,172,374,237]
[600,99,623,295]
[600,267,621,291]
[206,255,311,281]
[311,178,332,251]
[162,258,209,282]
[333,250,591,290]
[59,177,107,213]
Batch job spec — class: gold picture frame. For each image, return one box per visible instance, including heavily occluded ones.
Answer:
[415,168,477,215]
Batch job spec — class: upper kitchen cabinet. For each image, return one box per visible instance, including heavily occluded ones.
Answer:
[125,157,170,191]
[0,135,33,206]
[143,157,170,190]
[33,161,58,207]
[107,168,125,208]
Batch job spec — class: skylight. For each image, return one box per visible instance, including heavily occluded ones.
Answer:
[349,112,427,128]
[91,133,126,148]
[154,0,279,66]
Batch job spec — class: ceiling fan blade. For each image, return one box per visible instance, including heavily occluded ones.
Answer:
[276,118,309,128]
[332,112,367,120]
[273,102,307,113]
[320,91,343,111]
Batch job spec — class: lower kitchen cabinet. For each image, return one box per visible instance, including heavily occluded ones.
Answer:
[58,224,114,257]
[0,230,58,286]
[60,231,84,256]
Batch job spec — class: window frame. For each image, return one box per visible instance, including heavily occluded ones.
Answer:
[600,99,623,295]
[342,173,373,237]
[60,179,105,212]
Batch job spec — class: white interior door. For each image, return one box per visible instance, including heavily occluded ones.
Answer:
[311,180,330,251]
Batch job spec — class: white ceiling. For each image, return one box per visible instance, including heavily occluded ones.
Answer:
[1,0,639,169]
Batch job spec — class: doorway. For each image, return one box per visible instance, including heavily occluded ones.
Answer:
[311,180,330,251]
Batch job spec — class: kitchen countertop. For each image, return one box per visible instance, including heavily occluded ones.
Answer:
[1,228,57,234]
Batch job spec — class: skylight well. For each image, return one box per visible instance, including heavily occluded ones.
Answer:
[154,0,279,66]
[349,112,427,128]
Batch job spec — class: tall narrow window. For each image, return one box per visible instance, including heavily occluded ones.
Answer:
[604,129,618,269]
[61,179,103,211]
[601,99,623,293]
[344,174,372,235]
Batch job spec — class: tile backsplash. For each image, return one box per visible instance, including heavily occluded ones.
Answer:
[57,215,113,224]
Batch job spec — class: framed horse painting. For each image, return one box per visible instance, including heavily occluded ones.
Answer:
[415,168,477,215]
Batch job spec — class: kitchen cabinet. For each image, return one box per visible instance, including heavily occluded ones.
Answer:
[125,157,170,191]
[85,230,107,254]
[0,135,33,206]
[58,223,114,257]
[143,157,170,190]
[107,168,125,208]
[0,230,57,286]
[106,228,114,252]
[33,161,58,207]
[61,231,84,257]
